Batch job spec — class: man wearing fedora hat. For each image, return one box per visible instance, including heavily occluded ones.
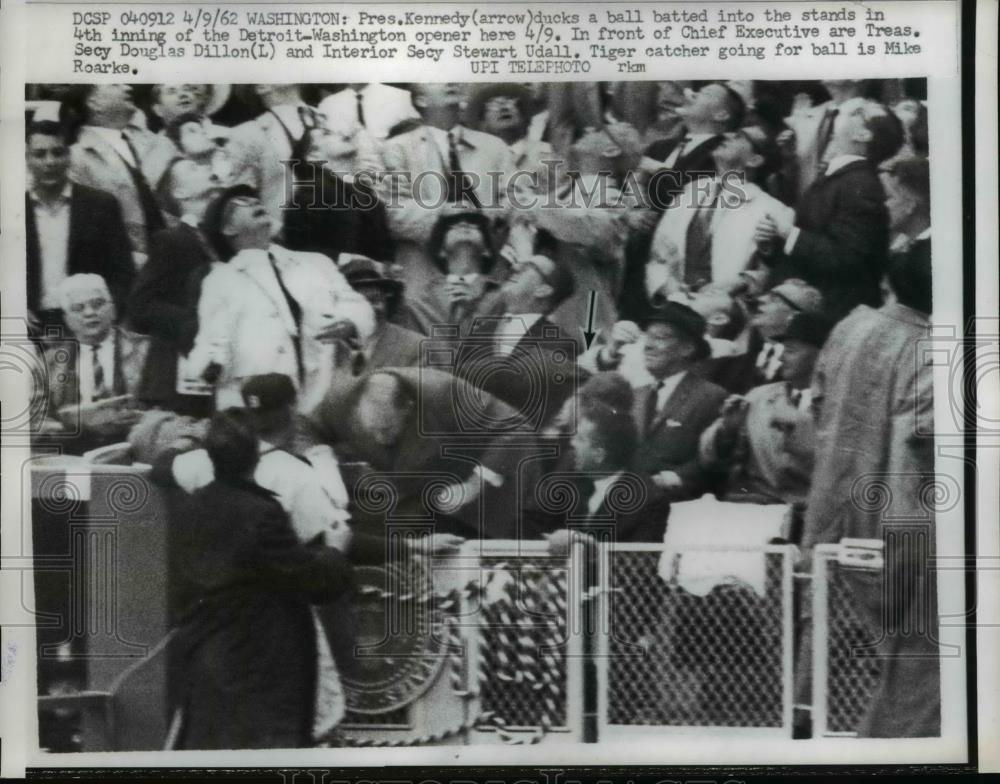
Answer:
[339,255,424,372]
[595,300,728,501]
[183,185,374,413]
[699,310,832,506]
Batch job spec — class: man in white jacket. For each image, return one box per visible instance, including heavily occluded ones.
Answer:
[184,185,375,412]
[646,125,786,298]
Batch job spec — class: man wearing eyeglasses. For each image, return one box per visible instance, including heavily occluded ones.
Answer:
[184,185,375,414]
[32,273,148,450]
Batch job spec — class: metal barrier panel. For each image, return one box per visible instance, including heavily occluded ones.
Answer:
[29,458,171,751]
[338,540,584,746]
[597,544,794,738]
[811,545,882,737]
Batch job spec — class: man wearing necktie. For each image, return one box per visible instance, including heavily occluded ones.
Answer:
[185,185,375,413]
[646,126,786,300]
[316,83,419,142]
[784,79,866,199]
[32,274,148,450]
[619,83,746,323]
[593,301,728,501]
[66,84,176,265]
[378,83,514,288]
[754,97,903,320]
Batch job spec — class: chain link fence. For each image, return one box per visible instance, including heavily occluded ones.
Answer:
[811,545,883,737]
[597,544,795,737]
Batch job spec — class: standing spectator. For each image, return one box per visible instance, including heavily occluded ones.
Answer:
[227,84,317,236]
[163,408,353,749]
[184,185,374,412]
[282,127,394,264]
[785,79,866,198]
[646,125,783,295]
[63,84,175,265]
[378,83,514,286]
[467,83,560,193]
[317,83,418,142]
[405,209,505,336]
[453,250,577,429]
[129,157,223,414]
[619,83,746,321]
[801,248,937,738]
[25,121,134,335]
[755,97,903,319]
[880,155,931,254]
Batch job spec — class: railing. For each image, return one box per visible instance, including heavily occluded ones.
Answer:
[25,459,890,749]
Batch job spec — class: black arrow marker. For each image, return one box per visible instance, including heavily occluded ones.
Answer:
[582,290,598,350]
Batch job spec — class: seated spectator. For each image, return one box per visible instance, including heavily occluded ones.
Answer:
[704,278,824,394]
[183,185,375,413]
[699,311,832,505]
[129,157,223,415]
[26,120,134,336]
[755,97,904,319]
[534,393,672,545]
[339,255,424,372]
[282,126,394,264]
[32,274,147,451]
[405,209,506,336]
[589,301,728,500]
[162,408,353,749]
[646,125,783,295]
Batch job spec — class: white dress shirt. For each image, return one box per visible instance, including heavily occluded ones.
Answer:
[78,336,116,403]
[588,471,624,515]
[651,370,687,415]
[661,133,717,168]
[494,313,543,355]
[30,184,73,310]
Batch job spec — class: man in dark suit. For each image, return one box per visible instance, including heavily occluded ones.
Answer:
[339,255,424,372]
[26,121,134,336]
[451,251,578,432]
[594,301,728,501]
[309,368,536,540]
[128,158,222,413]
[754,97,904,320]
[619,83,746,321]
[530,387,671,544]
